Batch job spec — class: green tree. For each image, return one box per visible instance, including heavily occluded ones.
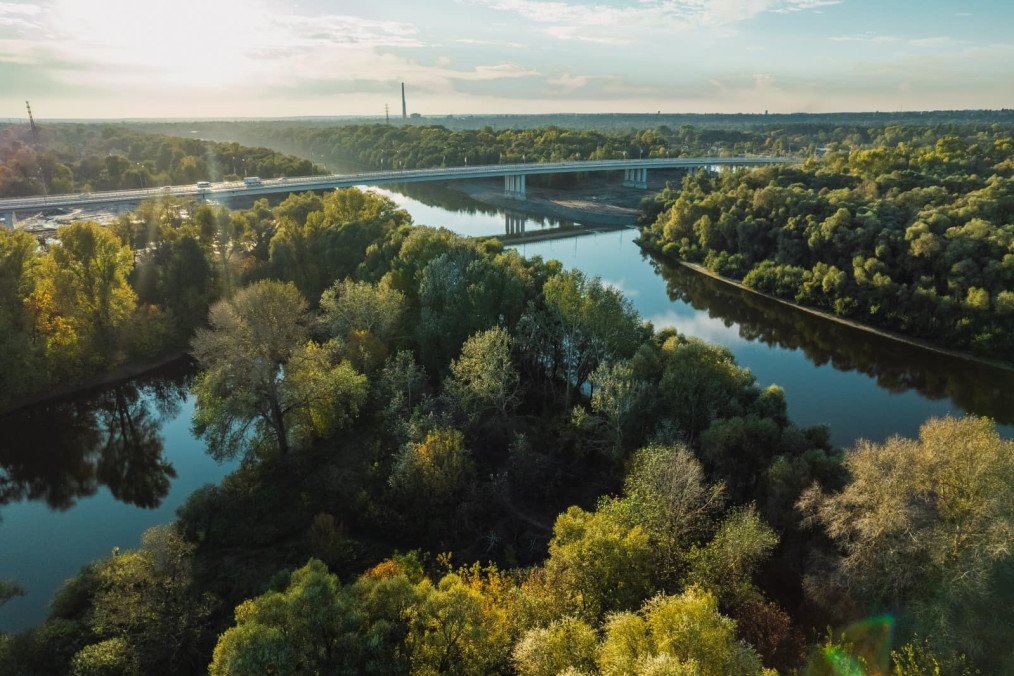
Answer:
[320,278,406,371]
[614,443,725,584]
[514,617,598,676]
[656,336,756,440]
[88,525,214,674]
[801,416,1014,663]
[390,427,475,504]
[446,326,520,423]
[320,278,406,345]
[270,188,410,301]
[0,228,41,405]
[539,505,654,622]
[44,221,137,361]
[70,638,139,676]
[588,359,650,458]
[686,506,778,606]
[598,587,766,675]
[209,559,360,676]
[191,280,366,459]
[405,573,512,676]
[542,270,645,403]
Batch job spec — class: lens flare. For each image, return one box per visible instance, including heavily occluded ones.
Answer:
[804,615,895,675]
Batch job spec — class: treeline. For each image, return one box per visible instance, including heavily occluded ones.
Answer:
[137,109,1014,136]
[0,124,320,197]
[642,127,1014,361]
[189,122,806,175]
[2,187,1012,674]
[134,118,1014,179]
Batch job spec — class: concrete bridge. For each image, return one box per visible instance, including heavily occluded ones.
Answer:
[1,156,797,228]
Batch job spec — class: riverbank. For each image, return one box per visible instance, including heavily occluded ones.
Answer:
[662,254,1014,373]
[0,351,190,416]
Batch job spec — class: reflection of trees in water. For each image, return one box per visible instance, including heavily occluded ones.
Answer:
[0,364,190,511]
[385,181,503,217]
[653,258,1014,424]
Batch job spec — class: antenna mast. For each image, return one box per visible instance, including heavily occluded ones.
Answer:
[401,83,407,120]
[25,101,38,141]
[385,103,390,125]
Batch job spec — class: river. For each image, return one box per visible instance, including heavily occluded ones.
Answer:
[1,181,1011,632]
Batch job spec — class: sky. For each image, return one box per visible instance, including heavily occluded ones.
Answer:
[0,0,1012,118]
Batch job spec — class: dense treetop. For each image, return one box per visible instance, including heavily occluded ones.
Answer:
[0,124,320,197]
[641,127,1014,360]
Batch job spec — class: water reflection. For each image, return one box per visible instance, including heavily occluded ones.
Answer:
[506,213,526,236]
[0,365,189,512]
[653,258,1014,424]
[386,181,502,216]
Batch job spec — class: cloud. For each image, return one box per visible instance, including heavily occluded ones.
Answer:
[830,32,958,48]
[907,36,957,48]
[830,32,898,44]
[471,0,843,43]
[646,309,747,346]
[271,12,421,48]
[454,38,525,48]
[0,2,41,16]
[0,2,42,31]
[546,72,591,93]
[457,62,539,80]
[601,278,641,298]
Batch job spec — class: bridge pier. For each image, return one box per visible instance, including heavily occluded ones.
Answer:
[3,211,13,230]
[504,174,526,199]
[505,213,526,236]
[622,168,648,189]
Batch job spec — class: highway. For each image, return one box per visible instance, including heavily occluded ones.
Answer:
[0,156,798,216]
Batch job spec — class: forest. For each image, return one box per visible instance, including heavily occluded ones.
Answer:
[0,124,320,198]
[1,184,1012,674]
[639,125,1014,361]
[130,115,1013,173]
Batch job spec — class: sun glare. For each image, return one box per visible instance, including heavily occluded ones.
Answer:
[53,0,267,87]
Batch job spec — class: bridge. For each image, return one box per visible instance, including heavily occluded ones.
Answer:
[1,156,797,228]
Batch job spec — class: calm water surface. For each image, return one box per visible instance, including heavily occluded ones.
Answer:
[1,183,1011,631]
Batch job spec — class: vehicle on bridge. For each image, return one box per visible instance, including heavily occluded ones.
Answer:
[243,176,263,187]
[196,181,212,190]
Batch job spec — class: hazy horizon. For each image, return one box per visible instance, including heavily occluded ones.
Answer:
[5,109,1014,124]
[2,0,1012,119]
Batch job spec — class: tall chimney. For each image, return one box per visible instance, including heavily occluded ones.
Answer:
[401,83,407,119]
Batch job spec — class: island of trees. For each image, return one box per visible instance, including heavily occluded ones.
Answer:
[2,181,1012,674]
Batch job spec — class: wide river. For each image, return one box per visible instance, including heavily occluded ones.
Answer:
[2,182,1012,631]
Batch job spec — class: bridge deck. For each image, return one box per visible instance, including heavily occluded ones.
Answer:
[0,156,798,213]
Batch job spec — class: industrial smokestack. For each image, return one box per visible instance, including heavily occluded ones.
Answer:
[401,83,407,119]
